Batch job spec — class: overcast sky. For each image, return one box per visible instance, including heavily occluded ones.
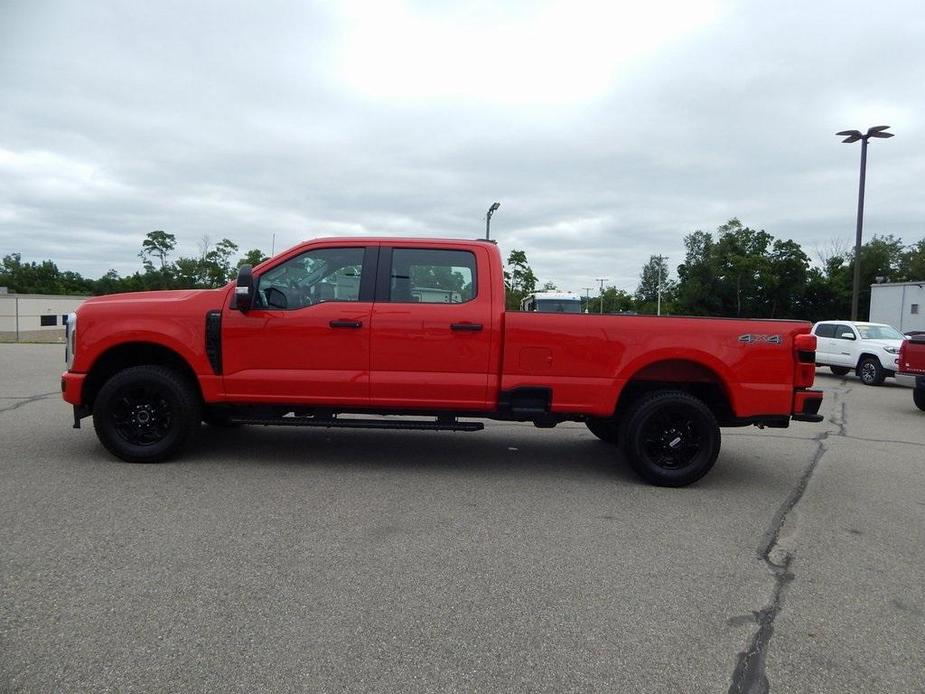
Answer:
[1,0,923,293]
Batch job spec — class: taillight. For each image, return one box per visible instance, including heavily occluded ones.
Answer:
[793,332,816,387]
[794,333,816,362]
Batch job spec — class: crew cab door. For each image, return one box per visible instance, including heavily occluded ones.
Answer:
[830,323,858,366]
[369,245,494,410]
[222,244,377,405]
[813,323,836,363]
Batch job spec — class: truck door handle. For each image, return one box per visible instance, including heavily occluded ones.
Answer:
[329,320,363,329]
[451,322,483,332]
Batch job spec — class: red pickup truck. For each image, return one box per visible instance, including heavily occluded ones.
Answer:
[897,334,925,411]
[62,237,823,486]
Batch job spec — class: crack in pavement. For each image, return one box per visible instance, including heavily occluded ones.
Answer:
[0,391,60,414]
[728,388,847,694]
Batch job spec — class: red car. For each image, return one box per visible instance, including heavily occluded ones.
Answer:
[898,334,925,411]
[63,237,823,486]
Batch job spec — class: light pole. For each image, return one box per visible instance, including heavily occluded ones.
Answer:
[582,287,593,314]
[595,278,608,315]
[485,202,501,240]
[655,255,668,316]
[836,125,893,320]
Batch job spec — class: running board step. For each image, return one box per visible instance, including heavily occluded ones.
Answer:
[231,416,484,432]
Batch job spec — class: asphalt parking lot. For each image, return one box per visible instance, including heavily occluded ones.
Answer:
[1,344,924,693]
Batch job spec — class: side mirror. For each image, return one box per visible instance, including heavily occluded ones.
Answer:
[839,331,856,340]
[235,265,255,311]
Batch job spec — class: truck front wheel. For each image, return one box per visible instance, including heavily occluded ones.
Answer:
[857,357,885,386]
[620,391,720,487]
[93,365,201,463]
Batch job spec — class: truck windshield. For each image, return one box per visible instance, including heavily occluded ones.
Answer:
[536,300,582,313]
[857,325,904,340]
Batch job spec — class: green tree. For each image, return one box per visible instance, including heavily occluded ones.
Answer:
[675,219,809,318]
[675,230,722,316]
[173,256,208,288]
[764,239,810,318]
[0,253,93,295]
[139,230,177,271]
[899,239,925,281]
[504,249,537,310]
[238,249,269,268]
[93,269,124,295]
[635,255,676,314]
[201,238,240,287]
[586,286,635,314]
[712,219,773,317]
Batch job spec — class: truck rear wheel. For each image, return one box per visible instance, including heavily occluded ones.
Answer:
[620,391,720,487]
[585,419,620,444]
[914,388,925,412]
[858,357,885,386]
[93,365,201,463]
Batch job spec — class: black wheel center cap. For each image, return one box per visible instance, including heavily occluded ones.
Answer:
[663,429,683,449]
[134,405,154,425]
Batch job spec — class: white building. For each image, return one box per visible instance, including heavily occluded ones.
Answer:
[869,281,925,333]
[0,293,89,342]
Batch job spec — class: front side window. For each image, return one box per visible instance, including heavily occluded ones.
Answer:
[834,324,855,339]
[389,248,476,304]
[256,247,365,310]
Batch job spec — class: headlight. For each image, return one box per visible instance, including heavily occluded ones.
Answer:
[883,345,899,354]
[65,312,77,369]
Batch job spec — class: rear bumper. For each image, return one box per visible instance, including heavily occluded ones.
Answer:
[792,389,824,423]
[61,371,86,406]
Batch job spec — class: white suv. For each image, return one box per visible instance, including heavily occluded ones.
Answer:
[811,321,904,385]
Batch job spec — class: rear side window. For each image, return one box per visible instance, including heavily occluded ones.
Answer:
[388,249,476,304]
[814,324,835,338]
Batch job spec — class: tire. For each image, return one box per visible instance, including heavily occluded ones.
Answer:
[93,365,201,463]
[586,419,620,444]
[620,390,721,487]
[830,366,850,376]
[857,357,885,386]
[914,388,925,412]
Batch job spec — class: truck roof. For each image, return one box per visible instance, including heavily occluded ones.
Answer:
[297,236,497,246]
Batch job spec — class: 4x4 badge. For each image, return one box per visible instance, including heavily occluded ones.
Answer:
[738,334,783,344]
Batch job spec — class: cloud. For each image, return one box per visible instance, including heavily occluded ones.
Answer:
[1,0,923,292]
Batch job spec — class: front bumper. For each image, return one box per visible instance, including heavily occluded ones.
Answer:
[792,389,824,423]
[61,370,86,406]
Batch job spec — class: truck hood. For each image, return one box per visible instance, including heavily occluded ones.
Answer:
[80,288,227,306]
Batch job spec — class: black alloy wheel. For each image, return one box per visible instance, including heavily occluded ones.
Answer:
[93,365,200,463]
[857,357,885,386]
[620,390,720,487]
